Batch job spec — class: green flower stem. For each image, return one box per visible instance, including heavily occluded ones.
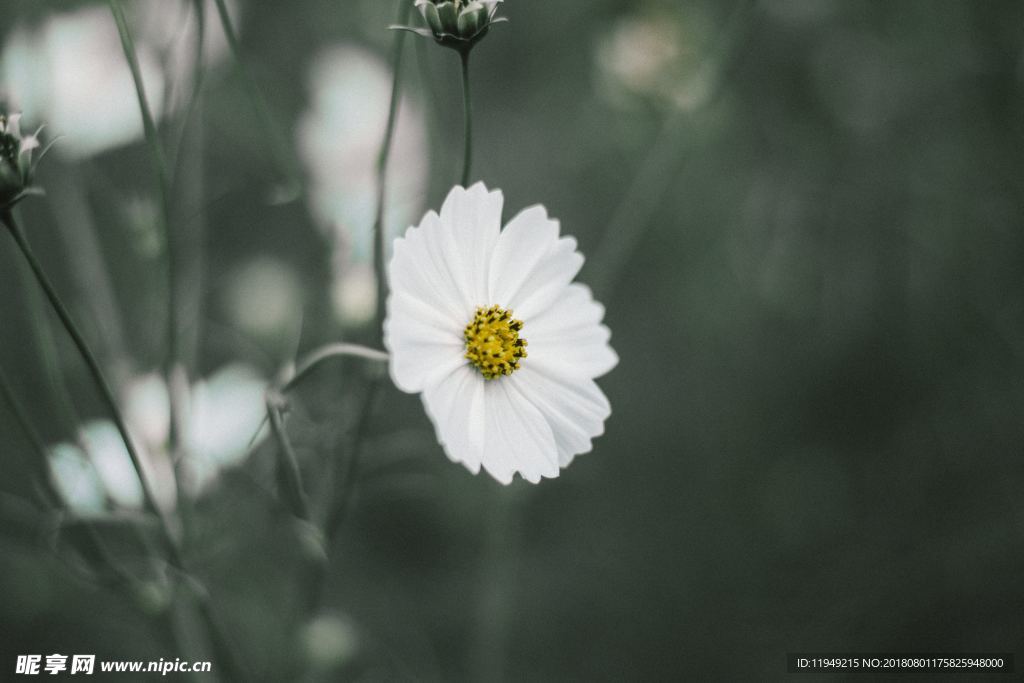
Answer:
[262,344,387,522]
[373,0,413,344]
[0,363,138,582]
[472,488,522,683]
[4,210,246,682]
[168,0,209,516]
[2,211,166,523]
[107,0,184,470]
[324,368,383,545]
[460,50,473,187]
[416,37,448,205]
[18,256,82,439]
[212,0,301,200]
[265,392,311,521]
[302,367,383,617]
[0,364,193,673]
[282,343,388,394]
[241,344,387,483]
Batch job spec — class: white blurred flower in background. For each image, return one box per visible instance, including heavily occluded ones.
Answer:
[594,7,716,112]
[48,443,108,514]
[220,256,305,341]
[297,45,428,326]
[48,364,266,514]
[1,0,236,159]
[184,364,267,489]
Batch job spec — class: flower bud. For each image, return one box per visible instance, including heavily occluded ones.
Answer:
[0,112,44,210]
[395,0,506,54]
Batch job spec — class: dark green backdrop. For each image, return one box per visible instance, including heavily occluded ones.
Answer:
[2,0,1023,680]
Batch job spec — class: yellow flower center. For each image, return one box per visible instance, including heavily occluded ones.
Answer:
[464,305,527,380]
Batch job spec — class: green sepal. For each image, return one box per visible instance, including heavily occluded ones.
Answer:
[390,24,436,39]
[458,7,485,37]
[422,2,443,34]
[436,1,460,34]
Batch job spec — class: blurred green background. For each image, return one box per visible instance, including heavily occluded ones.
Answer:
[2,0,1024,680]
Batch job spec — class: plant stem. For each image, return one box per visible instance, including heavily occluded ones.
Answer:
[324,369,383,545]
[212,0,301,201]
[265,392,311,521]
[472,487,520,683]
[302,367,383,618]
[17,252,82,440]
[283,343,388,394]
[373,0,413,345]
[0,364,196,676]
[2,211,165,523]
[460,50,473,187]
[4,211,246,681]
[262,344,387,522]
[0,363,142,584]
[240,344,388,476]
[108,0,184,472]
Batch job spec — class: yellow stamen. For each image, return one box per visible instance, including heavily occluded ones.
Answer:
[464,305,527,380]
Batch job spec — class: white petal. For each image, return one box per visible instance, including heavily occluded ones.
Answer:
[19,134,40,155]
[385,185,616,484]
[482,0,503,18]
[6,113,22,137]
[388,211,469,322]
[523,283,619,379]
[480,379,559,484]
[438,182,503,306]
[488,204,584,320]
[384,310,460,392]
[510,365,611,467]
[421,365,560,485]
[386,310,465,393]
[422,365,486,475]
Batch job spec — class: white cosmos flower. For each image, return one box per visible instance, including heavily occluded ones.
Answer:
[384,183,618,484]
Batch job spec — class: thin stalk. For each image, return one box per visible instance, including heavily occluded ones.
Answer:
[260,343,387,521]
[167,0,210,514]
[460,50,473,187]
[373,0,413,344]
[2,211,165,524]
[240,344,388,465]
[0,373,190,675]
[288,4,409,630]
[303,368,383,618]
[324,370,383,546]
[107,0,184,472]
[108,1,170,190]
[18,257,82,439]
[265,392,311,521]
[283,343,388,394]
[172,0,207,183]
[211,0,301,200]
[5,213,245,681]
[0,364,146,591]
[472,488,521,683]
[415,37,448,205]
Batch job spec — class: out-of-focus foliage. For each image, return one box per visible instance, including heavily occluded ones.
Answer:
[1,0,1023,680]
